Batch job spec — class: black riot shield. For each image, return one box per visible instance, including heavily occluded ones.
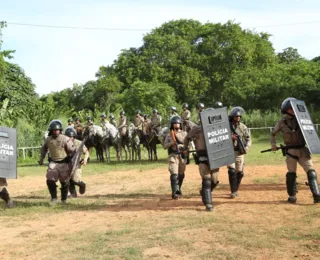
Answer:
[0,127,17,179]
[200,107,235,169]
[290,99,320,154]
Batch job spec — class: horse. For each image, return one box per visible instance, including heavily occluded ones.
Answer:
[118,123,135,161]
[102,123,121,162]
[83,125,105,162]
[146,126,169,161]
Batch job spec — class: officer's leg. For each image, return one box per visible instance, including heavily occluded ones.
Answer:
[72,168,86,195]
[286,172,297,203]
[69,180,77,198]
[201,178,213,211]
[169,157,179,199]
[228,166,238,198]
[58,163,71,203]
[298,148,320,203]
[46,163,59,202]
[177,161,186,196]
[0,178,13,208]
[210,168,219,191]
[235,154,244,193]
[285,153,298,203]
[306,170,320,203]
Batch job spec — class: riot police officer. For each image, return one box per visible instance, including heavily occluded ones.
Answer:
[197,103,205,124]
[271,98,320,203]
[150,109,162,135]
[163,116,187,199]
[133,110,144,137]
[100,113,108,130]
[109,114,117,128]
[65,127,89,198]
[39,121,76,203]
[74,117,83,140]
[181,103,191,132]
[118,111,127,137]
[227,107,251,198]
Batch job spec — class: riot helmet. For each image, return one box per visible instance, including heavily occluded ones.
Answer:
[48,120,63,137]
[136,110,141,115]
[229,106,245,118]
[198,103,205,109]
[87,116,92,121]
[182,103,188,109]
[109,114,115,119]
[144,114,148,119]
[214,101,223,108]
[68,118,73,123]
[153,108,158,114]
[171,106,177,112]
[170,115,182,130]
[120,111,125,116]
[65,127,77,137]
[75,117,80,122]
[281,97,297,114]
[101,113,106,118]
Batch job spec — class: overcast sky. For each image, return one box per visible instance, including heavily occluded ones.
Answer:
[1,0,320,95]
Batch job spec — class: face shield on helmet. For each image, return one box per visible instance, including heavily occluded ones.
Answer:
[229,106,245,119]
[281,97,297,115]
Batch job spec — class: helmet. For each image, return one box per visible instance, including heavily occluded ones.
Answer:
[281,97,297,114]
[120,111,125,116]
[87,116,92,121]
[136,110,141,114]
[229,106,245,118]
[214,101,223,108]
[153,108,158,113]
[75,117,80,122]
[171,106,177,112]
[198,103,205,109]
[144,114,148,118]
[182,103,188,109]
[48,121,63,131]
[65,127,77,137]
[170,115,182,125]
[101,113,106,118]
[67,118,73,123]
[109,114,114,119]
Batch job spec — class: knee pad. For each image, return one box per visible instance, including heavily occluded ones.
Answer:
[202,178,212,190]
[307,170,317,181]
[228,168,237,176]
[286,171,297,196]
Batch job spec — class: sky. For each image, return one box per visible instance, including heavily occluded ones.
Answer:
[1,0,320,96]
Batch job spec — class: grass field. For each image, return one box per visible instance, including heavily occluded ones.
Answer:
[1,141,320,259]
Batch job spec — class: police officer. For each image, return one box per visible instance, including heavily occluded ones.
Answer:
[181,103,191,131]
[164,116,187,199]
[169,106,178,120]
[109,114,117,128]
[100,113,108,130]
[150,109,162,135]
[133,110,144,137]
[227,107,251,198]
[67,118,74,127]
[0,178,13,208]
[197,103,205,124]
[271,98,320,204]
[143,114,151,135]
[39,121,76,203]
[74,117,83,140]
[184,124,219,211]
[65,127,89,198]
[118,111,127,137]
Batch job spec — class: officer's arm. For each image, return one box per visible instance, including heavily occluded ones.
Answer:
[270,121,282,147]
[82,144,90,164]
[244,125,252,149]
[183,128,195,149]
[39,139,49,163]
[163,135,173,149]
[186,110,191,119]
[65,137,76,154]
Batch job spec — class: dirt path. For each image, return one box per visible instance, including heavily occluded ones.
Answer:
[1,163,319,259]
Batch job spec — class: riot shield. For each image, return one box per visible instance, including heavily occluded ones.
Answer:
[0,127,17,179]
[290,99,320,154]
[200,107,235,169]
[69,138,86,180]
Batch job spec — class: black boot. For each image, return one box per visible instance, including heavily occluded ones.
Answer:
[228,168,238,198]
[201,179,213,211]
[77,181,86,195]
[60,181,70,203]
[286,172,297,203]
[307,170,320,203]
[170,174,179,199]
[0,188,13,208]
[236,172,244,194]
[46,180,57,202]
[211,181,219,191]
[177,173,185,196]
[69,180,77,198]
